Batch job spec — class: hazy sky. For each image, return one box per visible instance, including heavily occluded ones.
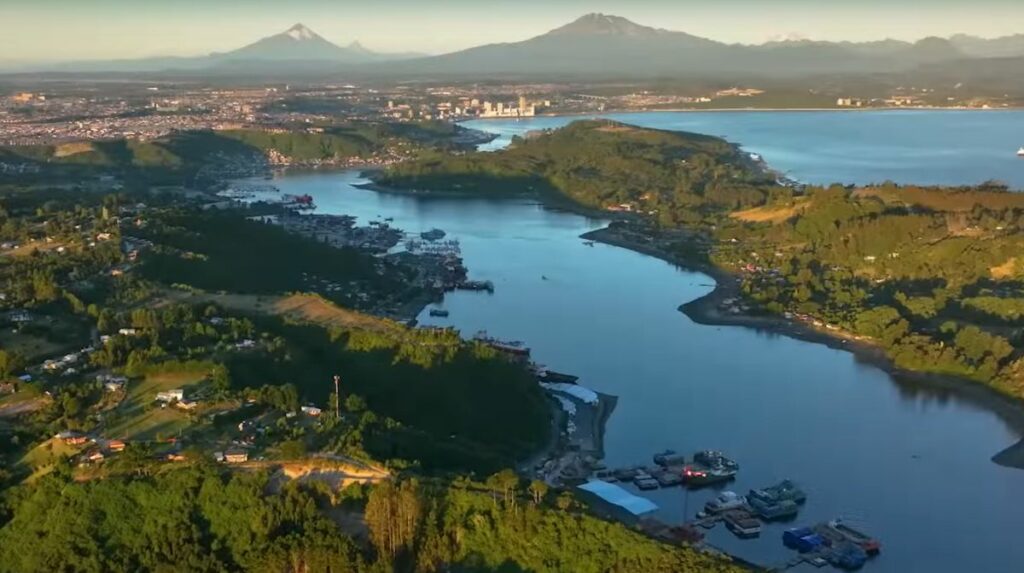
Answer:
[4,0,1024,62]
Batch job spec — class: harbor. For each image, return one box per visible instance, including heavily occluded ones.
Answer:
[259,166,1024,572]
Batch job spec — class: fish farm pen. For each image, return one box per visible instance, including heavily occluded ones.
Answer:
[587,449,881,571]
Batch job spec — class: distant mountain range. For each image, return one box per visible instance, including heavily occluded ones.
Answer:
[20,24,421,74]
[10,15,1024,79]
[382,14,1000,79]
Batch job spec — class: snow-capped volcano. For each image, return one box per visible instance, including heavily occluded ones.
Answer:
[286,23,317,41]
[216,23,357,62]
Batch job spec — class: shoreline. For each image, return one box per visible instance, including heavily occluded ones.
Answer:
[580,225,1024,468]
[462,106,1018,123]
[347,175,1024,464]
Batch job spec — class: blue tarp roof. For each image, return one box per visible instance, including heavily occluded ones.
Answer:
[577,480,659,515]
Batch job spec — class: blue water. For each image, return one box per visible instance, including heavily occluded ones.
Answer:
[465,110,1024,189]
[254,111,1024,572]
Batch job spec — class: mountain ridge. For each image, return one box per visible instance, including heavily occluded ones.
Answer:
[7,16,1024,77]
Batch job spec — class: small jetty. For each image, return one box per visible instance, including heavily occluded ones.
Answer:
[603,449,739,490]
[474,331,530,359]
[538,370,580,384]
[457,279,494,293]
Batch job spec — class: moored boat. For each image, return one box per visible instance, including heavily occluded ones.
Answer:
[829,519,881,555]
[428,309,449,317]
[750,498,799,521]
[693,450,739,471]
[749,479,806,505]
[705,491,746,514]
[723,510,762,538]
[682,464,737,487]
[1017,146,1024,157]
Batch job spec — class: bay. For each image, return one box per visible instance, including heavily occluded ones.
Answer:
[255,111,1024,571]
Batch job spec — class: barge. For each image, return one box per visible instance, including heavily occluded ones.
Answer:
[723,510,762,538]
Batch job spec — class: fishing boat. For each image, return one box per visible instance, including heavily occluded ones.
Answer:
[829,519,881,555]
[749,498,799,521]
[428,309,449,318]
[420,228,446,241]
[1017,147,1024,157]
[693,450,739,471]
[704,491,747,514]
[749,479,806,505]
[652,449,677,465]
[682,464,737,487]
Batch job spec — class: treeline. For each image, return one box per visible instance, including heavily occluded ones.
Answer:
[0,466,741,573]
[713,182,1024,395]
[136,209,403,309]
[224,319,551,474]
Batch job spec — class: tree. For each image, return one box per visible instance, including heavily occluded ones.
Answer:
[279,439,307,460]
[365,479,421,561]
[210,364,232,395]
[528,479,549,505]
[487,469,521,514]
[0,350,26,379]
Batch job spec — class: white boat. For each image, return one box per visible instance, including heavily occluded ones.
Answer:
[705,491,747,514]
[1017,147,1024,157]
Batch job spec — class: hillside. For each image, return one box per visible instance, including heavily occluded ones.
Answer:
[377,119,780,223]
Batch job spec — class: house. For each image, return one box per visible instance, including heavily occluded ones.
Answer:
[107,440,126,452]
[155,389,185,403]
[224,449,249,464]
[175,399,199,411]
[7,310,33,323]
[56,431,89,445]
[300,405,322,417]
[118,328,139,336]
[165,453,187,462]
[85,450,105,462]
[213,451,225,463]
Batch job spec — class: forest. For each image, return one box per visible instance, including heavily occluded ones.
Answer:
[0,465,740,573]
[377,119,787,223]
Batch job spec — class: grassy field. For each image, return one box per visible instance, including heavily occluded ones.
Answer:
[0,331,69,361]
[103,370,208,441]
[159,291,402,333]
[17,437,85,482]
[0,390,46,418]
[730,198,809,224]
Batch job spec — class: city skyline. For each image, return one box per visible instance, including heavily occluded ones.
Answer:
[4,0,1024,64]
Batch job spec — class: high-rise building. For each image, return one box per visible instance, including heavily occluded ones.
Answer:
[518,95,528,111]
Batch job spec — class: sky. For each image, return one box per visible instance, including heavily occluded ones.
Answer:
[3,0,1024,63]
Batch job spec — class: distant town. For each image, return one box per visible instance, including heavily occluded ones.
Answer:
[0,79,1013,146]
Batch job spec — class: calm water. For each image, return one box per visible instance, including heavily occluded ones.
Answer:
[465,110,1024,189]
[262,112,1024,572]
